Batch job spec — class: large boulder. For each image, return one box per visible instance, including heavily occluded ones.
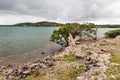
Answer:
[114,35,120,42]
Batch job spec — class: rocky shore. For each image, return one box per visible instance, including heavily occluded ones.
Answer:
[0,43,61,66]
[0,36,120,80]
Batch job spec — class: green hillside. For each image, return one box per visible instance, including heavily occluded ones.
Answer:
[14,21,63,27]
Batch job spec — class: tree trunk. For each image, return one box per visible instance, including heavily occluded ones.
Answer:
[68,32,76,46]
[94,27,97,40]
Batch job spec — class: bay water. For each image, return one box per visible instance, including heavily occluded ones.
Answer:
[0,27,119,57]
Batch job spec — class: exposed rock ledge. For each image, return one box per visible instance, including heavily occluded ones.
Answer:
[0,36,120,80]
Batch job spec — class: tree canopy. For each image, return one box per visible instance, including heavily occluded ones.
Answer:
[50,23,97,47]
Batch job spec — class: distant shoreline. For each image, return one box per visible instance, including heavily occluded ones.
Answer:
[0,21,120,28]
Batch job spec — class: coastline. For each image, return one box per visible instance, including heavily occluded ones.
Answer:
[0,36,120,80]
[0,43,61,66]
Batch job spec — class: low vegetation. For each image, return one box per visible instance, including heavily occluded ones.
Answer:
[106,65,120,80]
[1,21,120,28]
[109,55,120,64]
[97,25,120,28]
[62,55,78,62]
[105,52,120,80]
[57,64,84,80]
[25,74,40,80]
[25,71,45,80]
[14,21,63,27]
[50,23,97,47]
[105,29,120,38]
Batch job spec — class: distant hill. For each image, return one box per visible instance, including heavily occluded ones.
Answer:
[14,21,63,27]
[96,25,120,28]
[0,21,120,28]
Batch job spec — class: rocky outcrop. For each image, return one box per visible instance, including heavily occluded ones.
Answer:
[76,51,110,80]
[0,38,119,80]
[0,56,59,80]
[114,35,120,42]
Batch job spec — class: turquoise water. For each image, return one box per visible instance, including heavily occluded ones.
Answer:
[0,27,119,57]
[0,27,58,57]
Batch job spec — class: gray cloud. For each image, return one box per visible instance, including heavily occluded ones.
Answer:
[0,0,120,24]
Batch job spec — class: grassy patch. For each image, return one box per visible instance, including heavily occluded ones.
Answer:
[106,66,120,75]
[109,77,114,80]
[68,64,84,79]
[106,65,120,80]
[115,75,120,80]
[62,55,78,62]
[25,74,40,80]
[109,55,120,64]
[108,75,120,80]
[57,64,84,80]
[25,72,45,80]
[91,71,101,76]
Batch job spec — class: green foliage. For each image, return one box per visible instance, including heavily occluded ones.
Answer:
[1,22,120,28]
[106,65,120,75]
[91,71,101,76]
[25,74,40,80]
[116,75,120,80]
[105,29,120,38]
[25,72,45,80]
[106,65,120,80]
[57,64,84,80]
[62,55,78,62]
[105,47,120,80]
[109,55,120,64]
[14,21,63,27]
[50,23,96,47]
[97,25,120,28]
[67,64,84,80]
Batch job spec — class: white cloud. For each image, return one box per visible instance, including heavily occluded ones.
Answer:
[0,0,120,24]
[0,15,46,25]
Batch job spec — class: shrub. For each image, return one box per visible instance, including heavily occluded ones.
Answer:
[50,23,96,47]
[105,29,120,38]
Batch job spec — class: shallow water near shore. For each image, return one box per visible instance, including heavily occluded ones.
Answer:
[0,27,119,65]
[0,27,59,57]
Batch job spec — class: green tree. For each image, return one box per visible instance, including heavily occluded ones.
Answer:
[50,23,96,47]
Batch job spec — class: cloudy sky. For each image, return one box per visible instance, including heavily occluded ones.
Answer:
[0,0,120,25]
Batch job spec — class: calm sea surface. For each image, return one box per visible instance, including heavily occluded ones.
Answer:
[0,27,58,57]
[0,27,119,57]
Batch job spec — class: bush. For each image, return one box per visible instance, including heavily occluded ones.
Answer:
[105,29,120,38]
[50,23,96,47]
